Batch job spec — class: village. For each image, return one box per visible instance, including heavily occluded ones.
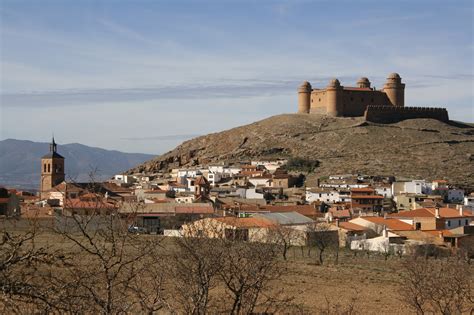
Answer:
[2,138,473,257]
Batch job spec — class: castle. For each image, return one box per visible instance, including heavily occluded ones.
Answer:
[297,73,449,123]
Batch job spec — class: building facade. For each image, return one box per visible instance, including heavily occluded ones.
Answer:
[40,138,65,199]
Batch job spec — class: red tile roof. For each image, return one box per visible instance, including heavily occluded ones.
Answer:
[361,217,414,231]
[175,205,214,214]
[390,208,473,219]
[337,221,368,232]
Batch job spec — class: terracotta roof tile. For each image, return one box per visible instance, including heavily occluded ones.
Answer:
[337,221,368,231]
[390,208,473,219]
[361,217,414,231]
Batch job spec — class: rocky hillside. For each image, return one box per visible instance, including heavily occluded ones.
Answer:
[128,114,474,187]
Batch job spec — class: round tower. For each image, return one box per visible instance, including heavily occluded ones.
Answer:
[383,73,405,106]
[326,78,343,116]
[357,77,371,89]
[297,81,312,113]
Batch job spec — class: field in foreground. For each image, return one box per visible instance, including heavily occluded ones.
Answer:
[2,218,473,314]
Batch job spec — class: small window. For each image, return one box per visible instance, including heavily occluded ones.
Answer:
[47,164,50,173]
[44,164,47,172]
[350,97,354,101]
[361,98,364,102]
[447,221,451,227]
[458,220,461,226]
[466,219,468,225]
[371,98,374,102]
[415,222,421,230]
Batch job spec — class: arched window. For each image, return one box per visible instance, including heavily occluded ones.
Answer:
[44,164,47,173]
[48,164,50,173]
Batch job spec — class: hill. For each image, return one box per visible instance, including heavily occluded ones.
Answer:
[128,114,474,187]
[0,139,155,190]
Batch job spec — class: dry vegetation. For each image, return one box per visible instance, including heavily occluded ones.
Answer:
[128,114,474,187]
[1,217,473,314]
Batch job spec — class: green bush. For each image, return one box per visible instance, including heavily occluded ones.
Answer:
[285,157,319,173]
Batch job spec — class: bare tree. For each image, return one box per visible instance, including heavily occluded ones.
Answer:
[267,224,302,260]
[53,210,167,313]
[169,224,224,314]
[218,241,286,314]
[401,257,474,314]
[307,222,338,265]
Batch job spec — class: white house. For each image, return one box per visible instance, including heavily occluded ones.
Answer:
[375,186,392,198]
[350,228,406,254]
[392,180,435,196]
[113,174,136,184]
[249,177,272,188]
[177,169,202,179]
[464,194,474,208]
[306,188,351,204]
[207,172,222,187]
[244,188,265,199]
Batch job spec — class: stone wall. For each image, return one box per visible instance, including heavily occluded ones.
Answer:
[364,105,449,123]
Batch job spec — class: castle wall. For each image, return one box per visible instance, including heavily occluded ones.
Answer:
[310,90,327,114]
[310,89,391,116]
[364,106,449,124]
[340,90,390,116]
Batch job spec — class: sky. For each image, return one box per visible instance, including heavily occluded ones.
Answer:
[1,0,473,154]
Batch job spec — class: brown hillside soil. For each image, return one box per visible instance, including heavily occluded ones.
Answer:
[129,114,474,187]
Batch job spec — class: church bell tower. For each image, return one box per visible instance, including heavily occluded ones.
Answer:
[40,137,65,199]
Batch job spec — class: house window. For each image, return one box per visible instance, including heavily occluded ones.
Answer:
[466,219,468,225]
[415,222,421,230]
[458,220,461,226]
[350,97,354,101]
[447,221,451,227]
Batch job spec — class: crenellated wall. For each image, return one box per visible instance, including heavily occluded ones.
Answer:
[364,105,449,123]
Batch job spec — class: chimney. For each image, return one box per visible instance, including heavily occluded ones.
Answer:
[382,225,388,238]
[435,207,440,218]
[438,231,443,239]
[383,212,387,219]
[459,206,463,217]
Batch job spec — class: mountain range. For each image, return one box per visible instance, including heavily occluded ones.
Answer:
[0,139,155,190]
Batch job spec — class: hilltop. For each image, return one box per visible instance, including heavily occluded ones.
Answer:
[129,114,474,187]
[0,139,155,190]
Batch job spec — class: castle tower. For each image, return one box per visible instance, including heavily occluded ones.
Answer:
[40,137,65,199]
[383,73,405,106]
[357,77,371,89]
[326,78,343,116]
[297,81,312,113]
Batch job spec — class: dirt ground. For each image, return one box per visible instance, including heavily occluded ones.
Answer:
[2,218,472,314]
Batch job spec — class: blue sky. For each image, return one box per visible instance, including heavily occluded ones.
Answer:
[1,0,473,154]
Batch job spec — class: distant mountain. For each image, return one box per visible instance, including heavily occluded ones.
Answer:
[128,114,474,187]
[0,139,155,191]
